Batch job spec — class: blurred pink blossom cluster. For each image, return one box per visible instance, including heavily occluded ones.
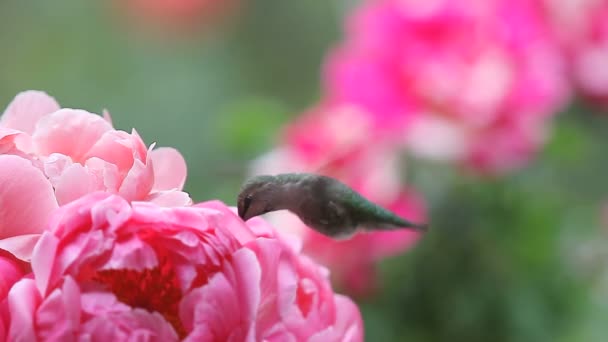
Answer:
[541,0,608,105]
[0,91,363,341]
[326,0,571,173]
[250,0,608,295]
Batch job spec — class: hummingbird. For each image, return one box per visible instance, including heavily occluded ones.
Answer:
[237,173,428,239]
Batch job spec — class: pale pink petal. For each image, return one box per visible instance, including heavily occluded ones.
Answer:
[0,91,60,134]
[181,273,254,342]
[84,157,121,192]
[80,291,130,315]
[118,157,154,202]
[150,147,188,191]
[84,130,138,172]
[7,278,41,341]
[36,276,82,340]
[129,129,149,161]
[42,153,74,186]
[32,108,112,162]
[0,127,34,157]
[32,232,60,295]
[146,190,193,207]
[230,247,262,321]
[0,234,41,261]
[197,201,257,245]
[54,163,102,205]
[102,236,158,270]
[102,109,113,125]
[0,128,22,154]
[0,155,58,240]
[331,295,364,342]
[79,295,179,341]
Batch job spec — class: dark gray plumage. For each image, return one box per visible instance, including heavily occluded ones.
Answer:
[237,173,428,239]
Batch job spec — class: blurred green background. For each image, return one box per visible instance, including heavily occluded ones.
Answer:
[1,1,607,341]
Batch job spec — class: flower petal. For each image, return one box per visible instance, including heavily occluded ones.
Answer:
[0,155,58,241]
[84,130,138,172]
[36,276,82,340]
[53,163,101,205]
[150,147,188,191]
[0,254,25,300]
[0,234,41,261]
[0,91,60,134]
[147,190,193,207]
[118,156,154,202]
[32,109,112,162]
[7,278,41,341]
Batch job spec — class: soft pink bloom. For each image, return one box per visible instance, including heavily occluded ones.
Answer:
[1,193,363,341]
[112,0,240,33]
[542,0,608,105]
[0,90,190,260]
[282,103,388,171]
[326,0,570,173]
[252,104,426,295]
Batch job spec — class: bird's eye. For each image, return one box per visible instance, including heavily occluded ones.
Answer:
[243,195,253,214]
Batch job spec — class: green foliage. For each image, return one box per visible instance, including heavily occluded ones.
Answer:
[215,97,287,157]
[363,180,585,342]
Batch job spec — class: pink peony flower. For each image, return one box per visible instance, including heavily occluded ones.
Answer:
[541,0,608,105]
[1,193,363,341]
[251,104,426,296]
[325,0,570,173]
[0,90,190,260]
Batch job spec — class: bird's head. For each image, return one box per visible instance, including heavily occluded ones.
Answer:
[237,175,279,221]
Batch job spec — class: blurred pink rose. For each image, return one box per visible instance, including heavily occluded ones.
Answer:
[326,0,570,173]
[1,193,363,341]
[252,104,426,296]
[0,90,190,260]
[542,0,608,105]
[112,0,240,34]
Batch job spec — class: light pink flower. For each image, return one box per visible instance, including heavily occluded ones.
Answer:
[1,193,363,341]
[326,0,570,173]
[252,104,426,295]
[542,0,608,105]
[0,90,190,260]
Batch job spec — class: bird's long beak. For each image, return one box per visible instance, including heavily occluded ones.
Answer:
[238,202,247,220]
